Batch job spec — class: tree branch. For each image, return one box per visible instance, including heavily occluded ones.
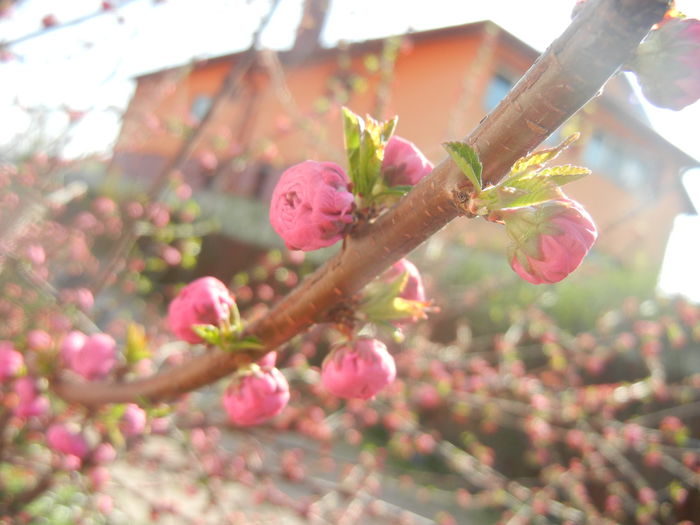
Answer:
[53,0,671,407]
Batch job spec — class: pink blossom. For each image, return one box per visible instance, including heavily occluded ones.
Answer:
[222,367,290,426]
[62,332,116,380]
[167,276,235,344]
[383,259,426,302]
[89,466,110,490]
[503,199,597,284]
[269,161,354,251]
[382,136,433,186]
[92,442,117,464]
[14,377,49,419]
[0,342,23,381]
[257,351,277,369]
[631,17,700,110]
[321,338,396,400]
[25,244,46,265]
[47,424,88,459]
[27,329,52,351]
[120,404,147,437]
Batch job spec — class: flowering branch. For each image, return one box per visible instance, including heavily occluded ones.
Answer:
[53,0,671,407]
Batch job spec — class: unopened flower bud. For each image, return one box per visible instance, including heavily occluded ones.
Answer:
[168,277,235,344]
[383,259,426,302]
[0,342,23,381]
[67,333,117,380]
[630,17,700,110]
[14,377,49,419]
[382,136,433,186]
[269,161,354,251]
[502,199,597,284]
[47,424,88,459]
[120,404,147,437]
[321,338,396,400]
[222,367,290,426]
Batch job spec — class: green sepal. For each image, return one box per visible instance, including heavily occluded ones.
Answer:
[359,271,428,322]
[224,335,266,352]
[443,141,482,191]
[192,324,221,346]
[481,176,564,210]
[125,323,151,364]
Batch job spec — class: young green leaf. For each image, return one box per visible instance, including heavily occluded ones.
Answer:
[226,336,266,352]
[537,164,591,186]
[509,132,580,178]
[443,141,482,191]
[342,107,363,188]
[482,176,564,210]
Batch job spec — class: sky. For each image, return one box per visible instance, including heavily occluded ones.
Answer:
[1,0,699,299]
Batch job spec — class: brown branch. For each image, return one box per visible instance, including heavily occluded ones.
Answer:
[53,0,671,407]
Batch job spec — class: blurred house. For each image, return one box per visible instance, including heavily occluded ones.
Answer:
[112,20,697,273]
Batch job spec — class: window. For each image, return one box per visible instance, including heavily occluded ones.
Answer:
[583,132,654,198]
[190,95,212,123]
[484,74,513,112]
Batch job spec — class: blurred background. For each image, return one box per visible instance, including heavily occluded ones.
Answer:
[2,1,700,523]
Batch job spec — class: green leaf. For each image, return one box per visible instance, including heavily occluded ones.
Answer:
[537,164,591,186]
[509,132,580,178]
[125,323,151,364]
[373,185,413,198]
[482,176,564,210]
[342,108,398,202]
[443,141,482,191]
[192,324,221,345]
[342,107,363,188]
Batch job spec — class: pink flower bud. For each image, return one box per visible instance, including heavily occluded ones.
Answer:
[92,442,117,464]
[222,367,290,426]
[61,331,87,367]
[63,332,117,380]
[321,338,396,400]
[0,342,23,381]
[257,351,277,369]
[168,277,235,344]
[120,403,147,437]
[503,199,597,284]
[89,466,110,491]
[47,424,88,459]
[381,136,433,186]
[27,329,52,351]
[383,259,426,302]
[269,161,354,251]
[631,17,700,110]
[14,377,49,419]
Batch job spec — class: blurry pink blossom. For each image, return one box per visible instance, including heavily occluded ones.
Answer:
[0,342,23,381]
[269,161,354,251]
[502,199,597,284]
[321,338,396,399]
[89,466,110,490]
[25,244,46,265]
[27,329,52,351]
[222,367,290,426]
[631,17,700,110]
[13,377,49,419]
[382,136,433,186]
[167,277,235,344]
[93,442,117,464]
[47,424,88,459]
[61,332,116,380]
[120,403,147,437]
[257,351,277,369]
